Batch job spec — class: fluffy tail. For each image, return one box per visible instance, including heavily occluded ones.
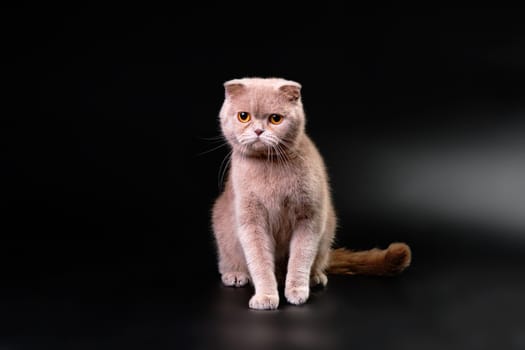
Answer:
[327,242,412,276]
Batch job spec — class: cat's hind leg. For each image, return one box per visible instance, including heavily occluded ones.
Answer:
[310,211,336,287]
[212,189,250,287]
[310,237,330,287]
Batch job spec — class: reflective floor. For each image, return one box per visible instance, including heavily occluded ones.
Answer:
[0,225,524,350]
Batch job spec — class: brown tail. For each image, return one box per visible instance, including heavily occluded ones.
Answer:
[326,242,412,276]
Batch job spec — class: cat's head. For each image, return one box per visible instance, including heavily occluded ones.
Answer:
[219,77,305,157]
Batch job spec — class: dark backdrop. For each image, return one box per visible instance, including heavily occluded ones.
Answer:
[2,6,525,350]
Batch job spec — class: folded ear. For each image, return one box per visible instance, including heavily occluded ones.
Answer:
[279,82,301,102]
[224,80,246,98]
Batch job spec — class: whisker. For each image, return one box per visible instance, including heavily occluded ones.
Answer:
[218,149,233,190]
[276,143,292,175]
[196,142,229,156]
[239,144,247,164]
[278,139,305,162]
[243,144,249,164]
[271,144,281,170]
[266,144,272,180]
[274,144,288,175]
[198,135,226,141]
[280,142,296,174]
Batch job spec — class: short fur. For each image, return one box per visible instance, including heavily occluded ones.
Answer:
[212,77,411,310]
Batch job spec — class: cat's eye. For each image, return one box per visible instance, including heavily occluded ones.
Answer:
[269,114,283,125]
[237,112,251,123]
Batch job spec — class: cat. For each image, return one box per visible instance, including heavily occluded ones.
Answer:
[212,77,411,310]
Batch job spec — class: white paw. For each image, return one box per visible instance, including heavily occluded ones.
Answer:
[285,286,310,305]
[311,272,328,287]
[248,294,279,310]
[221,272,250,287]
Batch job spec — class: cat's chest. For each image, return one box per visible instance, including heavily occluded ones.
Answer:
[234,161,304,209]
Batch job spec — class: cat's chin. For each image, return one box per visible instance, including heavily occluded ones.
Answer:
[237,141,271,157]
[249,140,268,151]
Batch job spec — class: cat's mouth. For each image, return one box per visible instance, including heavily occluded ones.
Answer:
[238,138,274,155]
[235,134,281,156]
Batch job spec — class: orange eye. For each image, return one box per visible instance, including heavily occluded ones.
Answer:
[237,112,251,123]
[269,114,283,125]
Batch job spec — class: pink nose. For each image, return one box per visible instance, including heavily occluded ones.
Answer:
[254,129,264,136]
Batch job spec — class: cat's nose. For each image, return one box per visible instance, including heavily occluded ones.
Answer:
[254,129,264,136]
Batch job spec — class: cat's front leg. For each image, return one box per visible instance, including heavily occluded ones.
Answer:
[285,220,320,305]
[236,201,279,310]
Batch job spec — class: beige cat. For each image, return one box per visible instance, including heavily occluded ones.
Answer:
[212,77,411,310]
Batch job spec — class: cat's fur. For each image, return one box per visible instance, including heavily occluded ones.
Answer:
[212,77,411,310]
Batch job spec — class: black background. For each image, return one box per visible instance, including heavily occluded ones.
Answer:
[2,5,525,349]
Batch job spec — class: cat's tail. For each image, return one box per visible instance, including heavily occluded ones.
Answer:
[327,242,411,276]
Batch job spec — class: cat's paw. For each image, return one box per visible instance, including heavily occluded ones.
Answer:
[248,293,279,310]
[221,272,250,287]
[285,286,310,305]
[310,272,328,287]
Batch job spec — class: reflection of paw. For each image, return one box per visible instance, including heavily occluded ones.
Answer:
[310,272,328,287]
[221,272,250,287]
[249,294,279,310]
[285,286,310,305]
